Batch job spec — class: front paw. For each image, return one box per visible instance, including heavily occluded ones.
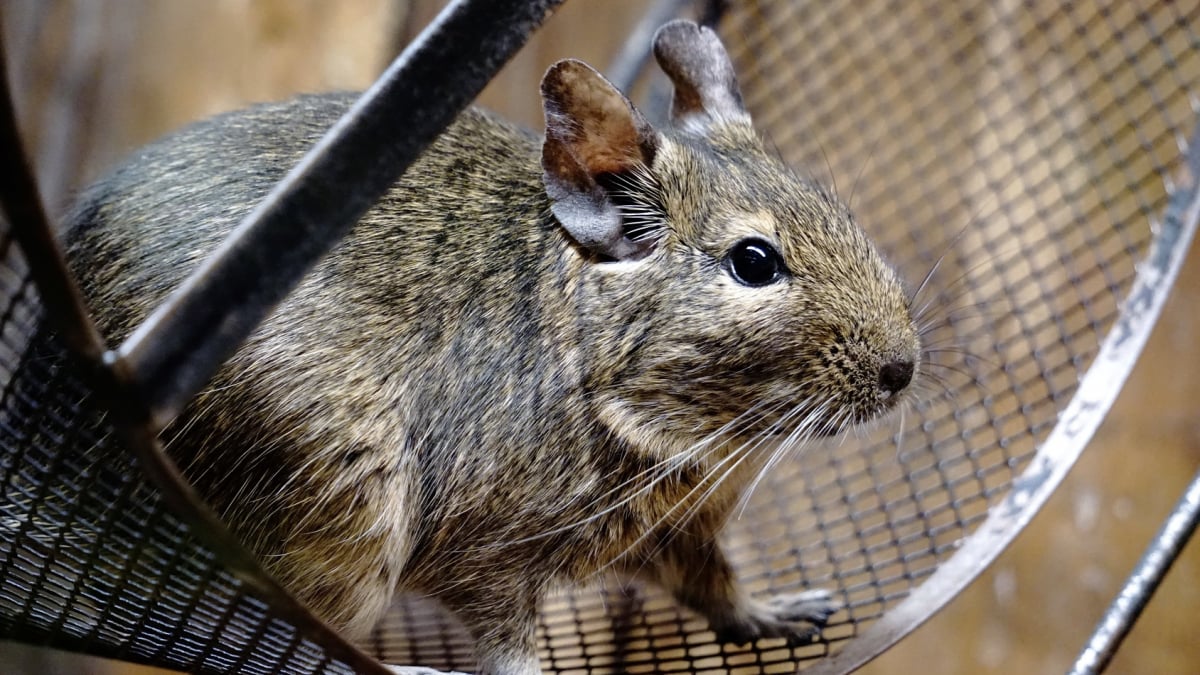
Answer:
[711,589,839,647]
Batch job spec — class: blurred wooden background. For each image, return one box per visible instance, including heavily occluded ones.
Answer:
[1,1,1198,674]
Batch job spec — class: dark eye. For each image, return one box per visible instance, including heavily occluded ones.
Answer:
[725,238,785,287]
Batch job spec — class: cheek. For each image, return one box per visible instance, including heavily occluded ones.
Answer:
[707,317,825,393]
[709,274,794,319]
[676,285,789,359]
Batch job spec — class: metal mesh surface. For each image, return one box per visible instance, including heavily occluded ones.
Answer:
[0,248,361,671]
[0,1,1197,674]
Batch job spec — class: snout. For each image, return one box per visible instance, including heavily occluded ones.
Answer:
[847,330,922,425]
[877,358,915,399]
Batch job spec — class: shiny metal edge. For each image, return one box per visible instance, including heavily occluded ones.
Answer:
[1068,467,1200,674]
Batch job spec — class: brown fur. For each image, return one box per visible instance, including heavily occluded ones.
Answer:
[63,21,919,675]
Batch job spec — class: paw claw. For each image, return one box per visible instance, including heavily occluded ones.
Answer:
[710,588,839,647]
[783,624,821,647]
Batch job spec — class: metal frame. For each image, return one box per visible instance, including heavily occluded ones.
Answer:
[606,0,701,92]
[0,28,105,365]
[1069,467,1200,674]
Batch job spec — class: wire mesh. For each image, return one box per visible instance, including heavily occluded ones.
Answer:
[0,1,1196,674]
[0,259,361,673]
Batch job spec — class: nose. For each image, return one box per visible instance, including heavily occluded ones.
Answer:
[878,359,914,395]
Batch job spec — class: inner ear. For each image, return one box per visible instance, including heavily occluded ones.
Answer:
[541,59,661,261]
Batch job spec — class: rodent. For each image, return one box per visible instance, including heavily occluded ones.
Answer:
[62,21,920,675]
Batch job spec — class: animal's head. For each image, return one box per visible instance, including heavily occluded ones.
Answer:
[540,21,920,457]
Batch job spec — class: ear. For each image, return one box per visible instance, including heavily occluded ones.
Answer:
[652,20,750,130]
[541,59,660,261]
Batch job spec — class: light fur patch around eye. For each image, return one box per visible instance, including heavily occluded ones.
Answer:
[719,210,782,249]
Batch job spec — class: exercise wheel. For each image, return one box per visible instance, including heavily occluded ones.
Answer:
[0,1,1197,674]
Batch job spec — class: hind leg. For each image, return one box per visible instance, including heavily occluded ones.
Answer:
[266,530,408,641]
[435,586,543,675]
[259,466,420,642]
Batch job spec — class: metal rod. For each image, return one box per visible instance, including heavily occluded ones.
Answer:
[697,0,731,27]
[606,0,697,92]
[1067,467,1200,675]
[0,15,107,364]
[116,0,566,432]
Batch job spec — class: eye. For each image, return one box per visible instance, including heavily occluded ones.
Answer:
[725,238,785,287]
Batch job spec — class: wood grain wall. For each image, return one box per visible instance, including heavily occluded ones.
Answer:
[1,2,1197,674]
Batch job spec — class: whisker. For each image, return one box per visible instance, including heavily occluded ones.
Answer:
[909,223,972,310]
[666,398,813,536]
[727,399,819,518]
[482,397,787,551]
[594,395,809,575]
[921,360,988,385]
[894,401,909,453]
[597,434,760,576]
[922,347,998,370]
[911,241,1024,328]
[815,137,838,201]
[849,135,881,209]
[734,396,829,519]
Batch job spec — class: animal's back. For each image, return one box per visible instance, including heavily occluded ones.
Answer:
[66,93,547,342]
[63,93,578,636]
